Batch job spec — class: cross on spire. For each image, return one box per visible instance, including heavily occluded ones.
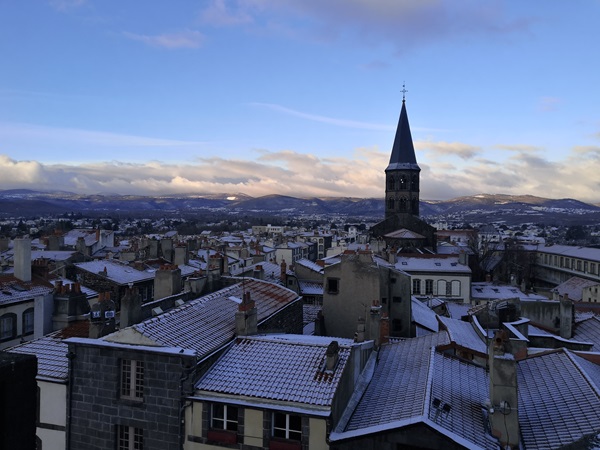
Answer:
[401,82,408,103]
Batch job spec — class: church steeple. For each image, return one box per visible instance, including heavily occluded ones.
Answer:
[385,88,421,218]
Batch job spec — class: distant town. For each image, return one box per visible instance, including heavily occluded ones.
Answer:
[1,99,599,450]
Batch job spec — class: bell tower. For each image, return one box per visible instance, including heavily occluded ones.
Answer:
[385,85,420,219]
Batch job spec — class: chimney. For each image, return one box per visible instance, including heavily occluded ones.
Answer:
[487,330,519,449]
[120,287,143,328]
[173,243,189,266]
[154,264,182,301]
[235,291,257,336]
[14,237,32,283]
[559,293,573,339]
[89,292,116,338]
[354,317,366,343]
[325,341,339,372]
[280,260,287,283]
[367,300,382,347]
[253,265,264,280]
[458,251,467,266]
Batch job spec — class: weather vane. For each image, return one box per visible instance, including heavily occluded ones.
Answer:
[401,82,408,102]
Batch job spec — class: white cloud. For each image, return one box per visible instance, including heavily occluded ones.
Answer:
[122,30,205,49]
[199,0,254,26]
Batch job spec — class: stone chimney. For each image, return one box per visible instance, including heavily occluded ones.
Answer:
[53,282,91,331]
[235,291,257,336]
[120,287,143,328]
[13,237,31,283]
[154,264,182,301]
[325,341,340,372]
[487,330,519,449]
[173,243,189,266]
[559,293,573,339]
[458,251,467,266]
[354,317,366,343]
[367,300,382,347]
[89,292,116,338]
[280,260,287,283]
[252,265,264,280]
[160,238,174,262]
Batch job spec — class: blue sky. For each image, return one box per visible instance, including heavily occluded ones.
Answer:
[1,1,599,202]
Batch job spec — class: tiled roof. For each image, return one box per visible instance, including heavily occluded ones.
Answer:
[108,279,300,357]
[518,350,600,449]
[438,316,487,356]
[195,335,353,408]
[446,302,471,319]
[573,316,600,350]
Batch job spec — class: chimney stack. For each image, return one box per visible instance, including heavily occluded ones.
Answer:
[14,237,32,283]
[325,341,339,372]
[235,291,257,336]
[487,330,519,449]
[559,293,573,339]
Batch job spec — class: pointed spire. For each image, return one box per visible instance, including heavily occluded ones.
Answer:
[386,89,420,171]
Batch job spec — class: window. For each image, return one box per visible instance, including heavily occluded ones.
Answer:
[117,425,143,450]
[577,260,582,271]
[22,308,34,336]
[326,278,339,294]
[591,263,596,275]
[412,279,421,295]
[272,413,301,441]
[0,313,16,341]
[211,404,238,432]
[446,282,452,297]
[584,262,588,273]
[121,360,144,401]
[425,279,434,295]
[392,296,401,303]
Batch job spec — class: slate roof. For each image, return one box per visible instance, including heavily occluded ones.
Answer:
[395,256,471,274]
[385,228,425,240]
[437,316,487,356]
[8,321,90,381]
[411,298,439,332]
[537,244,600,261]
[298,280,323,296]
[518,349,600,449]
[74,259,197,285]
[195,335,354,410]
[573,316,600,350]
[553,276,599,302]
[105,279,300,357]
[386,100,420,171]
[295,258,324,274]
[0,277,53,306]
[471,282,548,302]
[334,332,498,449]
[446,302,471,319]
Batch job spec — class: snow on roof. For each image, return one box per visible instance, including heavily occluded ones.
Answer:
[437,316,487,356]
[395,256,471,274]
[446,302,471,319]
[0,278,53,306]
[537,244,600,261]
[106,279,300,357]
[74,259,197,285]
[298,280,323,296]
[195,335,353,409]
[295,258,324,274]
[471,282,548,301]
[518,350,600,449]
[553,276,599,302]
[334,333,497,449]
[411,298,439,332]
[573,316,600,350]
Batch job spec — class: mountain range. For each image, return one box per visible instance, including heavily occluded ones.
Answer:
[1,189,599,225]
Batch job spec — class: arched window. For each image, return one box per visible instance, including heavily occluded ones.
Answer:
[0,313,17,341]
[399,176,407,189]
[399,197,408,211]
[23,307,34,336]
[411,198,418,214]
[451,280,461,297]
[388,198,395,210]
[411,174,418,190]
[437,280,447,297]
[387,176,395,191]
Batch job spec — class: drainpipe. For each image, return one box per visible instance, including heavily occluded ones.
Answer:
[66,350,76,450]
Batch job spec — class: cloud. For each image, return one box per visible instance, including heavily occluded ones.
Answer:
[417,141,481,160]
[122,30,205,49]
[538,96,561,112]
[215,0,531,53]
[250,103,393,131]
[199,0,254,26]
[2,137,600,203]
